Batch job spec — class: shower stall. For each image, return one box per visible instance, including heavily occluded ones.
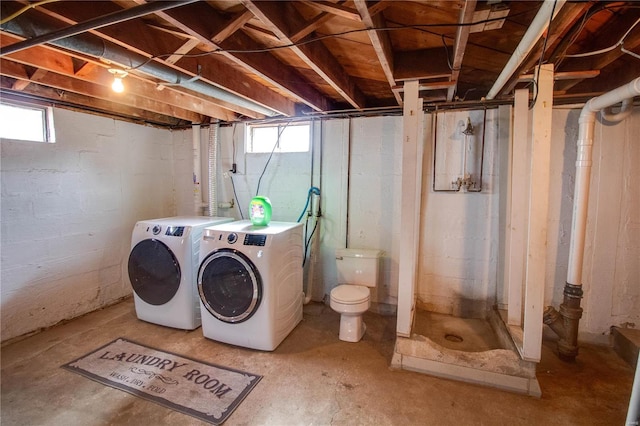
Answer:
[392,71,640,396]
[391,68,555,396]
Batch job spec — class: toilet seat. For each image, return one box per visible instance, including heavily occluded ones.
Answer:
[330,285,369,305]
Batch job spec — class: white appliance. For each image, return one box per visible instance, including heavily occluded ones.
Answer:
[128,216,233,330]
[197,220,304,351]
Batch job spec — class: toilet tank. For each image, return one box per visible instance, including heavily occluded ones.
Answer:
[336,248,383,288]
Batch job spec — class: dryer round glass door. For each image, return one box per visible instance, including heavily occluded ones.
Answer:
[128,239,181,305]
[198,248,262,323]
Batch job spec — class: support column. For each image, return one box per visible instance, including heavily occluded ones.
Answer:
[522,63,554,361]
[396,80,423,337]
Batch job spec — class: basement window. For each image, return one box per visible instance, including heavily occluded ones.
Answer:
[0,101,56,143]
[246,122,310,153]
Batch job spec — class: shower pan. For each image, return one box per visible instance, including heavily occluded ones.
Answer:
[392,308,540,396]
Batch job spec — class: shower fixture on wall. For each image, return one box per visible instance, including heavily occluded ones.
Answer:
[452,117,480,192]
[433,109,486,193]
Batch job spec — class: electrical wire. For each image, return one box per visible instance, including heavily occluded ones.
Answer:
[302,216,319,268]
[229,174,244,220]
[554,4,640,69]
[255,122,289,197]
[0,0,60,25]
[121,8,538,73]
[564,16,640,58]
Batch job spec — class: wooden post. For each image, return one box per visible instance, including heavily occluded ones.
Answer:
[396,80,423,337]
[506,89,530,326]
[522,63,554,361]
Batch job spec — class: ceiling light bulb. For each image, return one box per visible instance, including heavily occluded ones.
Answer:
[112,77,124,93]
[108,68,128,93]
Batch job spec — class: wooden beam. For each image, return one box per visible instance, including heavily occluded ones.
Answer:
[354,0,400,105]
[517,69,600,82]
[306,1,361,22]
[290,12,334,43]
[0,81,185,126]
[447,0,476,101]
[211,10,254,44]
[556,17,640,93]
[0,59,204,123]
[31,1,295,117]
[501,2,593,96]
[1,33,238,121]
[392,81,456,92]
[165,38,200,65]
[242,0,366,109]
[152,1,329,113]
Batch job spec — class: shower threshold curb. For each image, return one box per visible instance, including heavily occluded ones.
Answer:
[391,335,541,397]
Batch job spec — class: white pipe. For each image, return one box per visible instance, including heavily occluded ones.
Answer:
[601,98,634,122]
[567,77,640,286]
[485,0,565,100]
[627,353,640,426]
[208,120,219,217]
[192,124,203,216]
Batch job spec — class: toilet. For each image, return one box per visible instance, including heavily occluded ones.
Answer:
[330,248,383,342]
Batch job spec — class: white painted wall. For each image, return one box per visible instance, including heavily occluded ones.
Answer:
[417,109,501,318]
[546,107,640,339]
[1,108,183,342]
[2,105,636,343]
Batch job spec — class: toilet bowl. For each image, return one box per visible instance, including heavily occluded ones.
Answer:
[330,248,383,343]
[330,284,371,342]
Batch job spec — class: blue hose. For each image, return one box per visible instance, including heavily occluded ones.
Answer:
[297,186,321,222]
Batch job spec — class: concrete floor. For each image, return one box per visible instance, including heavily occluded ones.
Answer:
[1,297,635,425]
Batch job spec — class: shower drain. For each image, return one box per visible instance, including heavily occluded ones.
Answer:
[444,333,464,343]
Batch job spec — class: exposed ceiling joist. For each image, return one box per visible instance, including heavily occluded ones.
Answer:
[242,0,367,109]
[149,1,329,113]
[354,0,399,105]
[447,0,477,101]
[1,0,637,126]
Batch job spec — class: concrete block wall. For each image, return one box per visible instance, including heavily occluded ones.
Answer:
[2,105,636,344]
[417,109,501,318]
[1,108,179,342]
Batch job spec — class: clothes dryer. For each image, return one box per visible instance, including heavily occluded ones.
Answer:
[198,220,303,350]
[128,216,233,330]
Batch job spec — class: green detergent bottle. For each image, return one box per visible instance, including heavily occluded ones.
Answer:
[249,196,272,226]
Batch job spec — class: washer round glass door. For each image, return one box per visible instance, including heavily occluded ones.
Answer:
[198,248,262,323]
[128,239,181,305]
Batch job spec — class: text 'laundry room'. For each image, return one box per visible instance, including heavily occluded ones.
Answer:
[1,1,639,425]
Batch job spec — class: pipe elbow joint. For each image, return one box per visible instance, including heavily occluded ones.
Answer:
[543,306,567,339]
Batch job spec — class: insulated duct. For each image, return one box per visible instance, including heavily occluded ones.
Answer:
[0,6,278,117]
[545,77,640,361]
[1,1,197,56]
[208,120,219,217]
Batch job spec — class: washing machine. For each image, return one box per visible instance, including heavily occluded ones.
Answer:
[197,220,304,351]
[128,216,233,330]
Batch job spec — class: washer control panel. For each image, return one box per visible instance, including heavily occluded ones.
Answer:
[244,234,267,246]
[147,225,185,237]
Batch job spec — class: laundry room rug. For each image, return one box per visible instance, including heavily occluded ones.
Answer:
[62,337,261,425]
